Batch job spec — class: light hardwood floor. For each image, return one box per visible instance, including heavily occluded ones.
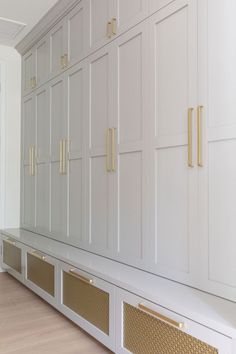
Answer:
[0,273,113,354]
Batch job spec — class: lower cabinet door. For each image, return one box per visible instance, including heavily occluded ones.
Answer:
[59,262,115,351]
[1,237,23,281]
[116,289,232,354]
[25,247,57,306]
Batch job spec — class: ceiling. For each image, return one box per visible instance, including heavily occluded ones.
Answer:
[0,0,59,47]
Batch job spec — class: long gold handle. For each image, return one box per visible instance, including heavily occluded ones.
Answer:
[64,54,68,68]
[111,18,117,35]
[62,139,67,175]
[59,140,63,174]
[28,250,46,261]
[188,108,194,168]
[69,269,93,284]
[197,105,203,167]
[111,128,116,172]
[107,21,112,38]
[29,147,32,176]
[138,303,184,329]
[106,129,111,172]
[4,239,16,246]
[61,55,65,70]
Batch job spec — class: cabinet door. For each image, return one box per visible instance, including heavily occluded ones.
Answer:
[198,0,236,301]
[112,23,150,268]
[35,36,50,87]
[50,76,67,241]
[113,0,148,36]
[22,95,36,230]
[86,46,114,256]
[35,85,50,235]
[116,289,232,354]
[66,1,85,67]
[49,19,67,77]
[148,0,198,284]
[23,50,36,95]
[66,63,86,247]
[86,0,113,53]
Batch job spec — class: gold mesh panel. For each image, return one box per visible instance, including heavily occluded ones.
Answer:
[63,271,109,335]
[123,303,218,354]
[27,254,55,297]
[3,241,22,274]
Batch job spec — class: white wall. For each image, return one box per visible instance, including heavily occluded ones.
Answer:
[0,46,21,271]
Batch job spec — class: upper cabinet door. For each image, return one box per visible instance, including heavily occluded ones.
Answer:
[112,23,150,268]
[112,0,148,36]
[198,0,236,301]
[148,0,199,284]
[86,0,113,53]
[35,36,50,87]
[66,1,85,67]
[23,50,36,96]
[49,19,68,77]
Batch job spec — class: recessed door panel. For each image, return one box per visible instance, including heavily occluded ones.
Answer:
[36,38,50,86]
[36,163,50,233]
[89,0,111,51]
[23,96,35,163]
[23,165,35,228]
[50,21,65,75]
[67,3,84,65]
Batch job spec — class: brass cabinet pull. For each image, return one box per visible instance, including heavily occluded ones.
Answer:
[107,21,112,38]
[4,238,16,246]
[59,140,63,174]
[138,303,185,329]
[69,269,93,284]
[188,108,194,168]
[28,250,46,261]
[29,147,32,176]
[106,128,111,172]
[61,55,65,70]
[111,128,116,172]
[31,77,36,89]
[197,105,203,167]
[64,54,68,68]
[111,18,117,35]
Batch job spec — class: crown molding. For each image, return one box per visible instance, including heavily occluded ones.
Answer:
[15,0,79,55]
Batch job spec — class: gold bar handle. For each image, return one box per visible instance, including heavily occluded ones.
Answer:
[29,250,46,261]
[69,269,93,285]
[197,105,203,167]
[111,18,117,35]
[29,147,32,176]
[4,239,16,246]
[60,55,65,70]
[107,21,112,39]
[138,303,185,329]
[59,140,63,175]
[111,128,116,172]
[188,108,194,168]
[106,129,111,172]
[64,54,68,68]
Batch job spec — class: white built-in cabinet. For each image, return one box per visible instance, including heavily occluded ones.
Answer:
[21,0,236,302]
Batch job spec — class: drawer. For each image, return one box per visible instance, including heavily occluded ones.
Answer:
[116,289,232,354]
[25,247,57,305]
[1,237,23,281]
[59,262,115,351]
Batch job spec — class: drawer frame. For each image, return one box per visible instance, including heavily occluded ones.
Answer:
[24,245,58,307]
[1,235,24,282]
[115,288,233,354]
[58,261,116,352]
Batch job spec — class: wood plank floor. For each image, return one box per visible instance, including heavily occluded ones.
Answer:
[0,273,113,354]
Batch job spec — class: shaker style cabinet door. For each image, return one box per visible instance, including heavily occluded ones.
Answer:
[22,94,36,230]
[86,45,114,256]
[22,50,36,96]
[65,62,87,248]
[35,36,50,87]
[112,22,151,269]
[147,0,199,284]
[50,76,68,241]
[198,0,236,301]
[49,19,68,78]
[35,85,50,235]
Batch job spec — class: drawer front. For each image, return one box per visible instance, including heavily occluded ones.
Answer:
[27,250,55,297]
[3,239,22,274]
[59,262,115,351]
[63,270,109,334]
[116,289,232,354]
